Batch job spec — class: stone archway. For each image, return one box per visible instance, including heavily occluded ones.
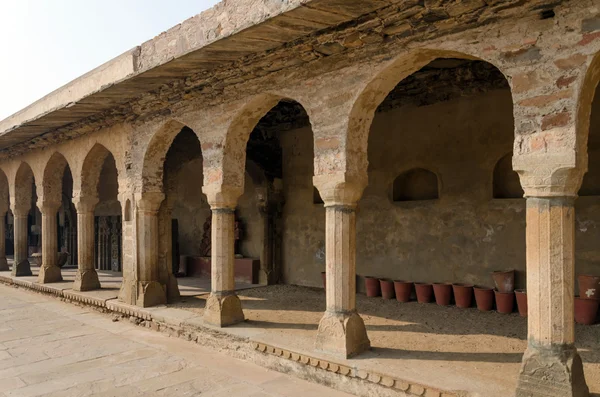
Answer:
[38,152,74,283]
[11,162,35,277]
[74,144,121,291]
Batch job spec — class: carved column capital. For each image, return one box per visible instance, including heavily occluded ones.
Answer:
[135,192,165,214]
[73,195,99,214]
[513,152,585,198]
[313,172,367,207]
[37,200,62,215]
[10,203,30,218]
[202,184,243,210]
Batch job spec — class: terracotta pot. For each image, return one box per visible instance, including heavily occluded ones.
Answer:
[394,280,413,303]
[515,289,527,317]
[365,276,381,297]
[321,271,326,290]
[415,282,433,303]
[474,287,494,311]
[380,279,395,300]
[494,290,515,314]
[575,297,599,325]
[577,275,600,300]
[492,270,515,293]
[433,283,453,306]
[452,283,473,309]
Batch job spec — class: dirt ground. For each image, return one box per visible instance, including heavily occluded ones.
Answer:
[174,284,600,397]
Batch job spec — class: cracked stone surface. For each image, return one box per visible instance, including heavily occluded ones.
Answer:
[0,284,353,397]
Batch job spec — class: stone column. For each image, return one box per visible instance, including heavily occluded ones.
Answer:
[0,210,8,271]
[157,195,180,303]
[202,185,244,327]
[11,206,31,277]
[37,201,63,283]
[515,163,589,397]
[313,174,370,359]
[73,196,100,291]
[135,192,167,307]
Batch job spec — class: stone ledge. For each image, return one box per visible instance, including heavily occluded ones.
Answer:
[63,290,109,308]
[105,299,153,321]
[253,342,456,397]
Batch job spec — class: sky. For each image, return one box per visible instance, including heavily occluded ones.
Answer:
[0,0,221,121]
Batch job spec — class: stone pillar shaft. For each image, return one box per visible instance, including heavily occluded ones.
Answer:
[203,207,245,327]
[0,213,8,271]
[315,203,370,358]
[211,209,235,294]
[138,206,159,282]
[38,204,63,282]
[526,197,574,346]
[42,210,57,268]
[516,196,589,397]
[325,205,356,313]
[12,211,31,277]
[313,174,370,359]
[78,211,95,272]
[73,198,100,291]
[132,193,167,308]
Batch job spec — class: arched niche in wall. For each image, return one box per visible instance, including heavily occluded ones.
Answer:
[124,199,132,222]
[493,154,524,199]
[392,168,439,202]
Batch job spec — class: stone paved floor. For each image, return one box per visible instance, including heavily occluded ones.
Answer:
[0,284,354,397]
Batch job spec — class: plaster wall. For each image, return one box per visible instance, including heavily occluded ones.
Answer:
[279,88,600,292]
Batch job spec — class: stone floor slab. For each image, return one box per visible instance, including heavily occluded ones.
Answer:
[0,284,353,397]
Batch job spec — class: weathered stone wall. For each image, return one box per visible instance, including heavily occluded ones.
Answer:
[280,87,600,292]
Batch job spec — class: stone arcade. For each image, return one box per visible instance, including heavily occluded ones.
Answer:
[1,1,600,396]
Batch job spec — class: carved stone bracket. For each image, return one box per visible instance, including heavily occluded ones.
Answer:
[513,152,585,198]
[313,172,367,207]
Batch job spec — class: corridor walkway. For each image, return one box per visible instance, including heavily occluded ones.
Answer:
[0,284,353,397]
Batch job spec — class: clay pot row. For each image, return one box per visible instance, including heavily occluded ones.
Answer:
[578,274,600,300]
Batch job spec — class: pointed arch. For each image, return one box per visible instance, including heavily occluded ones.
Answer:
[142,120,201,194]
[80,144,117,198]
[41,152,72,204]
[221,93,312,189]
[13,162,35,211]
[577,51,600,173]
[346,49,504,177]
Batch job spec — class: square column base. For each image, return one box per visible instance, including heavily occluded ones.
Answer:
[166,273,181,303]
[315,310,370,359]
[12,260,32,277]
[516,344,589,397]
[73,269,101,291]
[37,265,63,284]
[137,281,167,308]
[203,293,245,327]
